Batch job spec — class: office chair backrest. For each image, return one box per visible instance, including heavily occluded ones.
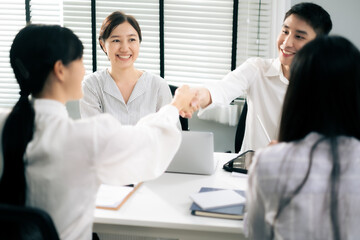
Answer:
[234,101,247,153]
[168,84,189,131]
[0,203,60,240]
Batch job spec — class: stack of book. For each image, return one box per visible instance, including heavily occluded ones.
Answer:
[189,187,246,220]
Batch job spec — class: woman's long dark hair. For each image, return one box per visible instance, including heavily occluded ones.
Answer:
[273,36,360,239]
[0,24,83,205]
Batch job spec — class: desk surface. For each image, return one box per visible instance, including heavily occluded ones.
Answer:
[93,152,248,239]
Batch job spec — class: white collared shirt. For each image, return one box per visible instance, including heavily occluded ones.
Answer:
[199,57,288,152]
[14,99,181,240]
[79,69,172,125]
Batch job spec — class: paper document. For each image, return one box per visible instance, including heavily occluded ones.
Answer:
[96,183,142,210]
[190,189,246,210]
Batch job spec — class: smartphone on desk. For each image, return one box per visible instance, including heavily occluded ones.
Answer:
[223,150,255,174]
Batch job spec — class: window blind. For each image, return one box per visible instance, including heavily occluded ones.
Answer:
[0,0,26,107]
[30,0,93,75]
[63,0,92,74]
[236,0,272,65]
[0,0,283,108]
[96,0,160,75]
[164,0,233,86]
[29,0,62,25]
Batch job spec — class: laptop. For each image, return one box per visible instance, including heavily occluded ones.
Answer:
[166,131,216,175]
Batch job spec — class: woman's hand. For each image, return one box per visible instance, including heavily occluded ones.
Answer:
[171,85,199,118]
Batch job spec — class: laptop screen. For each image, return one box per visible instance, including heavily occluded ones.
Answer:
[166,131,216,175]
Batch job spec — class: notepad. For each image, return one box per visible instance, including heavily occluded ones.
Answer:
[190,189,246,210]
[96,183,142,210]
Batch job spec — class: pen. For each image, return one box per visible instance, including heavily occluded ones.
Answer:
[256,114,271,143]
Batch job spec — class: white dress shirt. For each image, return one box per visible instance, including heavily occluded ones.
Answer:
[199,57,288,152]
[79,69,172,125]
[247,133,360,240]
[16,99,181,240]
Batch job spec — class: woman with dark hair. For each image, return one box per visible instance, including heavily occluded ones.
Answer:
[0,24,197,240]
[246,35,360,239]
[80,11,173,125]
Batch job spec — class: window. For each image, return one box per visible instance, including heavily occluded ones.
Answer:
[0,0,286,107]
[0,0,26,107]
[30,0,62,25]
[63,0,92,74]
[164,0,233,85]
[30,0,93,74]
[237,0,272,64]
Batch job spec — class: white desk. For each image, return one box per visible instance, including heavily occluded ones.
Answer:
[93,153,248,240]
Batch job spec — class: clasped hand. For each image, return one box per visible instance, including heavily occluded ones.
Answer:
[171,85,200,118]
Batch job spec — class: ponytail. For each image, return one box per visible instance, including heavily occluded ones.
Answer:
[0,93,34,205]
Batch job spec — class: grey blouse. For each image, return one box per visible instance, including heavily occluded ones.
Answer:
[246,132,360,240]
[80,69,172,125]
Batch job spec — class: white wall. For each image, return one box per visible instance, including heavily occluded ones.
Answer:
[291,0,360,49]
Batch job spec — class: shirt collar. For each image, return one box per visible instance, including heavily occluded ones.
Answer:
[104,69,147,103]
[33,99,68,117]
[265,58,289,85]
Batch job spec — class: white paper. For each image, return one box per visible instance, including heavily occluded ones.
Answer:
[96,184,134,208]
[231,171,248,178]
[190,189,246,210]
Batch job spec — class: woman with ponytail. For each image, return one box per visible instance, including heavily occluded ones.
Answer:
[246,35,360,239]
[0,24,197,240]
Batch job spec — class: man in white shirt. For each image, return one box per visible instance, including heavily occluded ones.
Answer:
[188,3,332,153]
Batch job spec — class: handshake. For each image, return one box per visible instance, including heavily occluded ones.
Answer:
[170,85,211,118]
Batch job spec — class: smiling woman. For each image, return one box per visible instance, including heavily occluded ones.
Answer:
[101,22,141,73]
[79,11,173,125]
[100,21,142,102]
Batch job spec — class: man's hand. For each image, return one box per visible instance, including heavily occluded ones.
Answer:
[171,85,199,118]
[177,86,212,118]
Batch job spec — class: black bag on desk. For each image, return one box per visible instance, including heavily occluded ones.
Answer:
[223,150,254,174]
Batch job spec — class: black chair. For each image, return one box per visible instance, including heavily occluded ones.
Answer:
[234,101,247,153]
[168,85,189,131]
[0,203,60,240]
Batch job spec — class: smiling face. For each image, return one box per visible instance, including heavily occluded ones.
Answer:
[277,14,317,77]
[101,21,140,70]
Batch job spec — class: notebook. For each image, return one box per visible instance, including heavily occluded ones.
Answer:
[95,183,143,210]
[166,131,216,175]
[96,182,142,210]
[189,187,246,220]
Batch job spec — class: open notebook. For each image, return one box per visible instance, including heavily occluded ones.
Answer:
[95,183,142,210]
[166,131,216,175]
